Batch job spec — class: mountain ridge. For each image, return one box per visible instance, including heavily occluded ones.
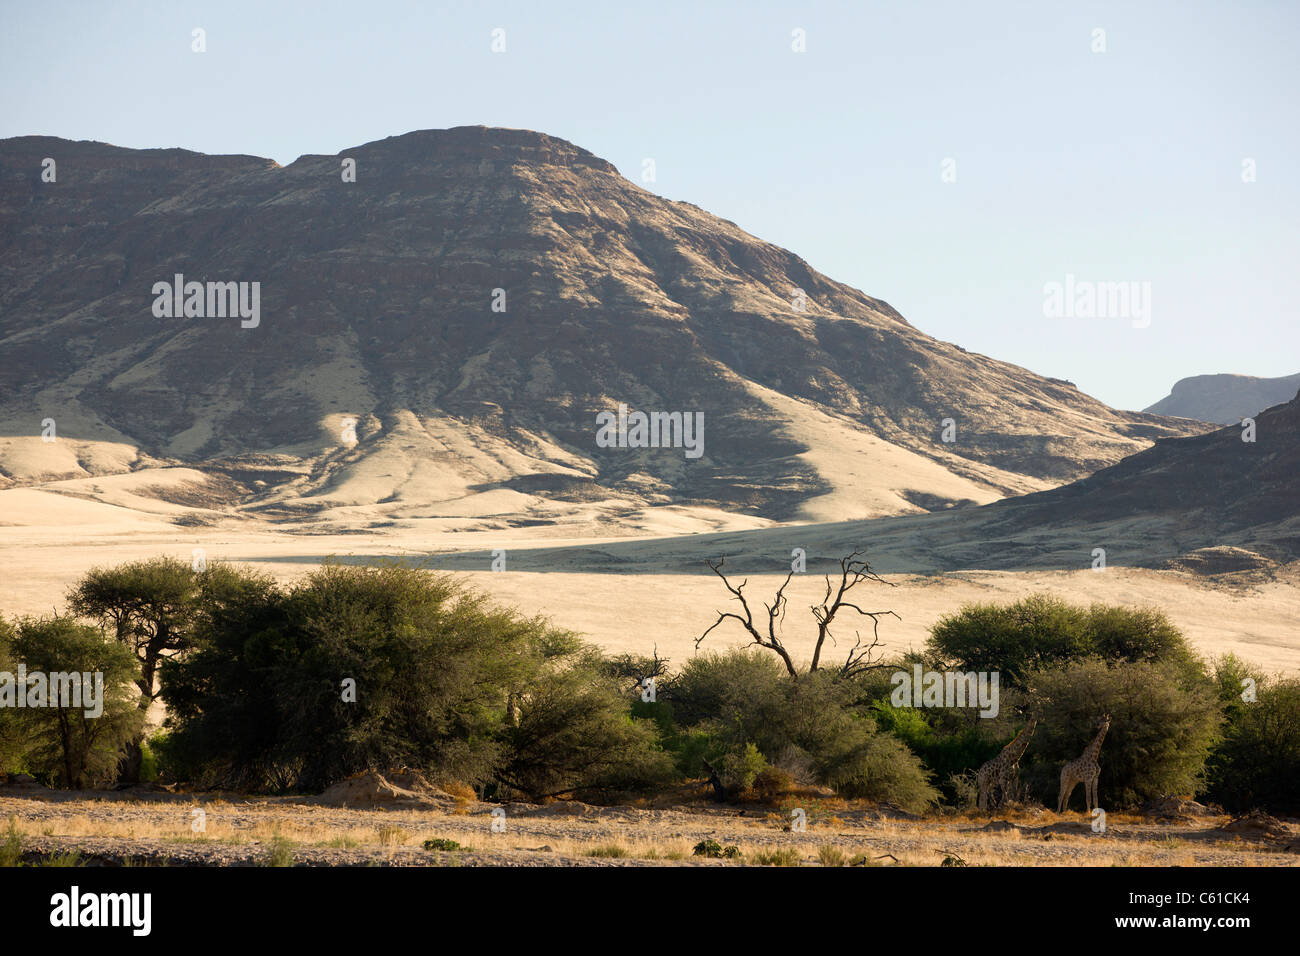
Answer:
[1144,372,1300,425]
[0,126,1208,532]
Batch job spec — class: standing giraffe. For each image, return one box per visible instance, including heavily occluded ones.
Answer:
[1057,714,1111,814]
[976,716,1037,810]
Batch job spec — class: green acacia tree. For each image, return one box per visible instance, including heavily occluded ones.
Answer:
[928,595,1198,687]
[162,561,671,797]
[1025,658,1220,809]
[0,618,25,775]
[7,616,141,789]
[1206,672,1300,814]
[67,556,272,783]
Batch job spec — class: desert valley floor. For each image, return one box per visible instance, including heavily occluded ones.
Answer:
[2,777,1297,867]
[1,496,1297,674]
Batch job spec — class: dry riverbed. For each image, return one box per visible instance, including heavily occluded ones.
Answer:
[2,785,1296,868]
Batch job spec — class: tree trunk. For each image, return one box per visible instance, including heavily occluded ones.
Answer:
[117,741,143,786]
[700,758,727,801]
[118,656,157,786]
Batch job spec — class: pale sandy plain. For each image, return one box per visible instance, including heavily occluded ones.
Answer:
[0,463,1296,675]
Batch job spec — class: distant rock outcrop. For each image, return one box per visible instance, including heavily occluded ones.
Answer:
[1144,372,1300,425]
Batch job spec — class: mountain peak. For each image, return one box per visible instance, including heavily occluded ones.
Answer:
[336,126,620,175]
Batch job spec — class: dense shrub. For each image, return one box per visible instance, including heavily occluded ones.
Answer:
[162,562,668,797]
[664,650,938,811]
[719,742,768,793]
[752,766,796,801]
[164,563,530,789]
[869,697,1012,803]
[1205,673,1300,814]
[928,595,1198,686]
[1024,659,1221,809]
[495,645,674,800]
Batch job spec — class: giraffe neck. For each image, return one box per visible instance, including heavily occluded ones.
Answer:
[1083,723,1109,760]
[1003,719,1036,763]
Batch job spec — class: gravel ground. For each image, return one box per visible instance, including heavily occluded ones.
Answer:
[2,789,1297,867]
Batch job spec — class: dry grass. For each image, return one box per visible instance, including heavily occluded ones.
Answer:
[1,796,1294,868]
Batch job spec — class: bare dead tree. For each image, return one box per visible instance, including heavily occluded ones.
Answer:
[696,551,898,678]
[605,645,669,697]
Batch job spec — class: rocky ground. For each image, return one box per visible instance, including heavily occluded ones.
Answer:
[2,775,1296,868]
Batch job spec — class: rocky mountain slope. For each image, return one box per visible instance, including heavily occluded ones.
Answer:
[0,127,1207,531]
[463,388,1300,574]
[1145,373,1300,425]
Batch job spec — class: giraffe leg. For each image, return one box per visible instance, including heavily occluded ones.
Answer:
[1058,774,1077,814]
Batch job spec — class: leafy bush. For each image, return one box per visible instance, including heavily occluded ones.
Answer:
[868,696,1009,803]
[929,595,1199,686]
[1205,674,1300,814]
[692,839,740,859]
[946,770,979,809]
[163,563,537,789]
[752,766,795,802]
[819,728,938,807]
[1024,659,1220,808]
[163,562,671,798]
[495,644,675,801]
[423,838,468,852]
[720,743,768,793]
[666,651,938,810]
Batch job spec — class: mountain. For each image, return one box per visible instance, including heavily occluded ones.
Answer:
[953,385,1300,568]
[1144,373,1300,425]
[0,127,1208,533]
[465,388,1300,575]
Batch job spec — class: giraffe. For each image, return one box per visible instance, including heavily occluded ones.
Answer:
[1057,714,1111,814]
[976,716,1037,810]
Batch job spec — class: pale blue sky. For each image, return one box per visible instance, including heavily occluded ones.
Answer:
[3,0,1296,411]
